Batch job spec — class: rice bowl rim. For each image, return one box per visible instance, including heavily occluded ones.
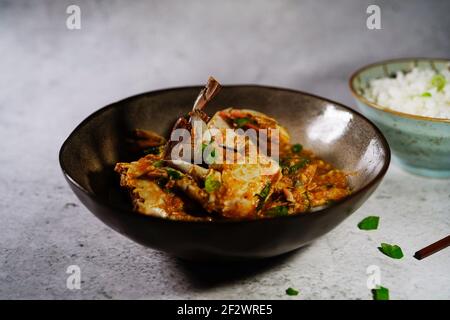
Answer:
[349,57,450,124]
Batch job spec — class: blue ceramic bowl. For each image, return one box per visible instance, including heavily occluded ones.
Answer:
[349,58,450,178]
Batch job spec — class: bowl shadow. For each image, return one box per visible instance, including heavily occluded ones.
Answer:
[172,246,307,289]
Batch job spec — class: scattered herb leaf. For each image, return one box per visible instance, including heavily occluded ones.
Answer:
[266,205,289,217]
[163,188,173,194]
[378,243,404,259]
[202,143,217,164]
[205,175,221,193]
[371,286,389,300]
[256,183,271,210]
[234,117,250,128]
[157,177,168,188]
[166,168,182,180]
[257,183,271,200]
[286,287,299,296]
[431,74,446,92]
[291,144,303,154]
[421,92,432,97]
[289,159,310,174]
[294,180,303,188]
[206,148,216,164]
[153,160,164,168]
[358,216,380,230]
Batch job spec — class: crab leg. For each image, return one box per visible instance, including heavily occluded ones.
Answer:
[192,76,222,112]
[114,157,210,221]
[162,78,285,218]
[165,159,209,180]
[127,129,167,153]
[165,77,222,160]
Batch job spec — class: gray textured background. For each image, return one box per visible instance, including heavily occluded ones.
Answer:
[0,0,449,299]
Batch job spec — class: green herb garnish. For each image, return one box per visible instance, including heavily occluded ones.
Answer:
[205,148,216,164]
[143,146,162,155]
[421,92,432,97]
[166,168,182,180]
[431,74,446,92]
[257,183,271,200]
[205,175,221,193]
[371,286,389,300]
[157,177,168,188]
[286,287,299,296]
[288,159,310,174]
[291,144,303,154]
[266,205,289,217]
[202,143,217,164]
[256,183,271,210]
[234,117,250,128]
[153,160,164,168]
[357,216,379,230]
[378,243,404,259]
[294,180,303,188]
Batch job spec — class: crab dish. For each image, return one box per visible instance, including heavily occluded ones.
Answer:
[115,77,351,221]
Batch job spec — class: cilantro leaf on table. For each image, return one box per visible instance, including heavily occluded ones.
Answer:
[372,286,389,300]
[357,216,380,230]
[378,243,404,259]
[286,287,299,296]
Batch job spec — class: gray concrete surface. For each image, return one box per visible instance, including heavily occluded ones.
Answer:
[0,0,449,299]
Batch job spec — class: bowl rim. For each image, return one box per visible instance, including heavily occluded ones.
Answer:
[349,57,450,124]
[59,84,391,225]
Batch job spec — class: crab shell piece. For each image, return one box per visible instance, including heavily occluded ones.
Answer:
[166,159,282,219]
[114,156,210,221]
[215,108,291,149]
[164,108,285,219]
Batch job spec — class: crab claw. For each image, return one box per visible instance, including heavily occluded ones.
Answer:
[166,77,222,160]
[192,76,222,112]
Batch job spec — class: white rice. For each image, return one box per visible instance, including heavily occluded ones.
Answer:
[364,65,450,119]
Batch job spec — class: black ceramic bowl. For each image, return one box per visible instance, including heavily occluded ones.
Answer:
[59,85,390,261]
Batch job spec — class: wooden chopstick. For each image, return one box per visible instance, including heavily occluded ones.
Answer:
[414,235,450,260]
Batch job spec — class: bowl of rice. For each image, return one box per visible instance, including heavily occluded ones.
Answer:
[349,58,450,178]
